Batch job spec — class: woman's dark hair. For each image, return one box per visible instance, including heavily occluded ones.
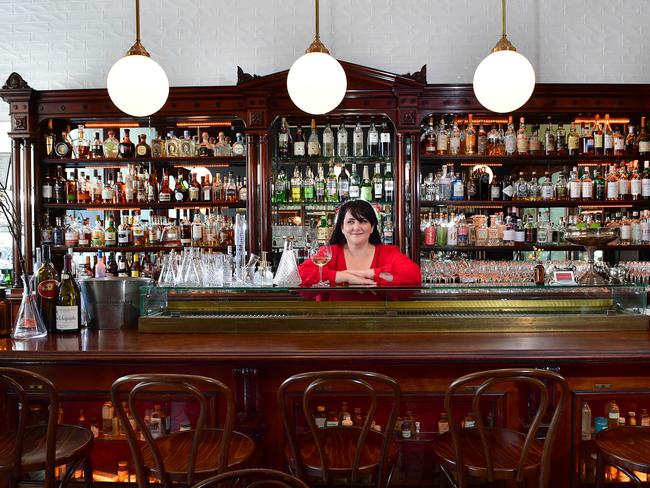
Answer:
[329,200,382,245]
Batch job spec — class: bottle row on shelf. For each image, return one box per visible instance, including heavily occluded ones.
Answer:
[273,161,394,204]
[41,210,239,249]
[420,162,650,203]
[43,164,246,206]
[45,122,245,160]
[420,209,650,248]
[419,113,650,158]
[277,117,392,159]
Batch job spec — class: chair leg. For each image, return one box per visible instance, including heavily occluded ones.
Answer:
[595,452,604,488]
[83,456,94,488]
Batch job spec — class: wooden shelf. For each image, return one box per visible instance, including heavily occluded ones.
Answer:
[273,156,391,164]
[419,154,643,164]
[420,199,650,209]
[421,244,650,252]
[43,201,246,210]
[51,245,228,253]
[42,156,246,167]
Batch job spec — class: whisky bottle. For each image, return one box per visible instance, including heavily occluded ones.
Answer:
[65,170,78,204]
[131,254,141,278]
[45,119,55,157]
[380,121,391,157]
[477,123,487,155]
[504,117,516,156]
[308,119,321,157]
[603,114,614,155]
[372,163,383,201]
[278,117,291,158]
[594,169,606,200]
[569,167,581,200]
[322,120,334,157]
[642,161,650,200]
[293,124,306,156]
[159,170,172,202]
[225,172,238,202]
[581,123,594,155]
[606,165,619,200]
[117,253,130,277]
[465,115,476,155]
[35,245,58,333]
[422,116,436,154]
[201,175,212,202]
[436,118,449,155]
[449,118,461,155]
[337,121,348,157]
[136,134,151,158]
[367,118,379,157]
[56,254,80,333]
[118,214,131,247]
[188,173,201,202]
[625,125,637,155]
[613,125,626,156]
[74,125,90,159]
[54,129,72,159]
[581,167,594,200]
[630,162,642,200]
[567,122,580,156]
[41,214,54,245]
[516,117,528,155]
[638,116,650,155]
[90,132,103,158]
[555,123,567,155]
[132,212,145,246]
[353,119,364,157]
[593,115,604,155]
[618,164,631,201]
[106,252,118,277]
[118,129,135,158]
[544,118,555,156]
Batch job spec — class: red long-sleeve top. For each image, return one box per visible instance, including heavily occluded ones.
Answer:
[298,244,421,287]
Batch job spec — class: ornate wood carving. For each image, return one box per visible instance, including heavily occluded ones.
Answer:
[250,110,264,126]
[400,110,417,126]
[2,72,30,90]
[237,66,261,85]
[11,116,26,130]
[400,65,427,84]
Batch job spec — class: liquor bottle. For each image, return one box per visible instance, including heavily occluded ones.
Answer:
[625,125,637,155]
[348,163,361,199]
[338,165,349,201]
[422,116,436,154]
[567,122,580,156]
[514,172,528,200]
[438,165,451,201]
[106,252,118,277]
[188,173,201,202]
[638,116,650,155]
[212,172,224,202]
[78,219,91,246]
[200,175,211,202]
[308,119,320,157]
[41,214,54,245]
[178,130,193,157]
[544,118,555,156]
[465,115,476,155]
[372,163,383,201]
[528,171,540,201]
[322,120,334,157]
[501,174,513,201]
[105,216,117,247]
[214,132,231,157]
[613,125,626,156]
[165,131,180,157]
[642,161,650,200]
[118,129,135,158]
[51,165,65,203]
[159,170,172,202]
[91,215,105,246]
[448,117,461,155]
[379,120,391,157]
[180,212,191,246]
[45,118,55,157]
[54,128,72,158]
[606,165,619,200]
[35,245,58,333]
[569,167,581,200]
[118,214,131,247]
[555,122,567,155]
[91,132,103,158]
[486,124,499,155]
[581,167,594,200]
[225,172,238,202]
[603,114,614,155]
[618,164,630,201]
[303,166,315,202]
[63,216,78,247]
[353,119,364,157]
[94,250,106,277]
[581,122,594,155]
[278,117,291,158]
[293,124,306,156]
[594,169,606,201]
[477,123,487,155]
[315,164,326,202]
[198,132,212,157]
[630,162,642,201]
[117,253,130,277]
[131,254,141,278]
[367,118,379,157]
[504,116,516,156]
[325,164,338,202]
[74,125,90,159]
[56,254,81,333]
[151,130,164,158]
[384,161,394,202]
[555,168,569,200]
[581,402,592,441]
[489,174,501,200]
[539,171,554,200]
[435,117,448,155]
[174,171,187,202]
[102,177,115,204]
[232,133,245,156]
[516,116,528,155]
[593,114,604,155]
[65,170,78,204]
[290,166,302,202]
[382,217,394,245]
[135,134,151,158]
[337,121,348,157]
[360,165,372,201]
[53,217,64,246]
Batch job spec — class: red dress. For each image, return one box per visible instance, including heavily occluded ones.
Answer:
[298,244,421,287]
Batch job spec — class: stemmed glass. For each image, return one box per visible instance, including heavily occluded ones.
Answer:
[309,244,333,287]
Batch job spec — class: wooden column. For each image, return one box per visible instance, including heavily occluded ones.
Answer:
[22,138,33,274]
[258,132,271,254]
[11,138,22,281]
[245,132,258,253]
[395,132,406,252]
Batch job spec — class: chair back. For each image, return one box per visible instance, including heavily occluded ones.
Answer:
[192,468,309,488]
[277,370,401,488]
[443,368,569,488]
[111,374,236,488]
[0,367,59,488]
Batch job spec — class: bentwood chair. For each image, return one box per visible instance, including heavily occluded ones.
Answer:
[0,367,94,488]
[192,468,309,488]
[111,374,255,488]
[433,368,569,488]
[594,425,650,487]
[277,371,401,488]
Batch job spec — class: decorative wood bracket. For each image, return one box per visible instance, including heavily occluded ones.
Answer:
[400,65,427,84]
[237,66,261,85]
[2,72,30,90]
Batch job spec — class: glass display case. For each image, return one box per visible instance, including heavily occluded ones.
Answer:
[138,284,649,333]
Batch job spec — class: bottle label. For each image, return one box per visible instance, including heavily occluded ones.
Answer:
[449,137,460,154]
[447,226,457,246]
[490,186,501,200]
[159,192,171,202]
[192,225,202,240]
[642,223,650,241]
[189,187,200,201]
[517,135,528,153]
[349,185,360,199]
[102,188,114,201]
[604,134,613,149]
[118,231,130,244]
[640,141,650,153]
[64,230,78,246]
[78,236,89,246]
[384,181,394,192]
[175,191,184,201]
[56,305,78,331]
[136,145,147,156]
[541,185,554,199]
[294,142,306,156]
[105,230,117,244]
[380,133,390,143]
[614,137,625,151]
[38,279,58,300]
[618,179,630,195]
[568,135,579,150]
[594,134,604,148]
[642,178,650,197]
[436,134,448,151]
[505,136,516,154]
[570,182,581,199]
[607,183,619,199]
[308,141,320,156]
[374,183,383,198]
[581,182,593,199]
[232,143,244,155]
[42,184,53,199]
[202,186,212,201]
[369,133,379,144]
[279,133,289,145]
[502,184,514,198]
[631,179,642,196]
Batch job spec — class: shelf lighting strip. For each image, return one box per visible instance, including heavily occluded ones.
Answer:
[176,121,233,127]
[83,122,140,128]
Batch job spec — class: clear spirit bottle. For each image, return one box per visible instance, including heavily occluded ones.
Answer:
[544,118,556,156]
[465,115,476,155]
[278,117,291,158]
[504,117,516,156]
[308,119,321,157]
[384,161,394,202]
[322,121,334,157]
[379,121,391,157]
[337,121,348,157]
[353,119,364,157]
[367,118,379,157]
[74,125,90,159]
[372,163,383,201]
[516,117,528,155]
[303,166,315,202]
[360,165,372,201]
[290,165,302,202]
[449,118,461,155]
[349,163,360,199]
[325,164,338,202]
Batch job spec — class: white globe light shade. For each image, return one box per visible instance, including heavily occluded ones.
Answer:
[473,50,535,113]
[107,55,170,117]
[287,52,347,115]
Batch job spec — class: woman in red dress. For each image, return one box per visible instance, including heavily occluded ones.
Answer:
[298,200,421,287]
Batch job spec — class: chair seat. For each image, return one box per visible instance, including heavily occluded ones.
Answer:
[595,426,650,473]
[143,428,254,478]
[285,426,398,479]
[0,424,93,472]
[433,428,543,480]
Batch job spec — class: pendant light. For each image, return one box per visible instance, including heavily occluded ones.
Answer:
[472,0,535,113]
[287,0,347,115]
[107,0,169,117]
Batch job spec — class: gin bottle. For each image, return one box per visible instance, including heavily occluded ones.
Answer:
[353,119,364,157]
[367,118,379,157]
[278,117,291,158]
[322,121,334,157]
[337,121,348,157]
[379,121,391,157]
[308,119,320,157]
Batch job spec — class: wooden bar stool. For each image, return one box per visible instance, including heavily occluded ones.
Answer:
[432,368,569,488]
[277,371,401,488]
[595,426,650,486]
[111,374,255,488]
[192,468,309,488]
[0,367,94,488]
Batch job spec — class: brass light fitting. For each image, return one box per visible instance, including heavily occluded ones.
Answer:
[125,0,150,57]
[305,0,331,54]
[492,0,517,53]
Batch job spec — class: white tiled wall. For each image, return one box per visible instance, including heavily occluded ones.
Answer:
[0,0,649,120]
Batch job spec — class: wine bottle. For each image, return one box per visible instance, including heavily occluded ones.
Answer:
[55,254,81,332]
[34,245,58,333]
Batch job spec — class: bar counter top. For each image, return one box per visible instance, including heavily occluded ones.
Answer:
[2,329,650,364]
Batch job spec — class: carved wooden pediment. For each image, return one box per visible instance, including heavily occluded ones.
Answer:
[2,72,30,90]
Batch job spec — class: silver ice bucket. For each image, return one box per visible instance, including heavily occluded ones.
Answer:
[79,277,152,330]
